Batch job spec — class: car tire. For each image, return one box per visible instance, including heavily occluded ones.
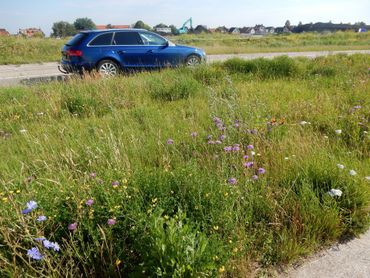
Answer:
[185,55,201,67]
[97,59,120,77]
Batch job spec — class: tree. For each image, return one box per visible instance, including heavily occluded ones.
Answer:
[169,25,177,35]
[51,21,76,37]
[74,17,96,31]
[284,20,291,29]
[133,20,151,31]
[154,23,168,29]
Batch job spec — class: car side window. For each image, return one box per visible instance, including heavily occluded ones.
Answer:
[113,32,143,45]
[89,33,113,46]
[139,32,167,46]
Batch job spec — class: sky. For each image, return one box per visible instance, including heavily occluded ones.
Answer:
[1,0,369,35]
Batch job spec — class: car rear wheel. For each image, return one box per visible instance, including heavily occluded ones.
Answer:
[97,60,119,77]
[185,55,201,67]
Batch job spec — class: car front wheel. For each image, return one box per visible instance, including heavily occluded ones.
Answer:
[185,55,201,67]
[97,60,120,77]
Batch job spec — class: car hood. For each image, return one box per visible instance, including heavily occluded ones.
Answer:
[174,44,206,54]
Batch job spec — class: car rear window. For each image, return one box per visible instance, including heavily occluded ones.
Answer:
[66,33,87,46]
[113,32,142,45]
[89,33,113,46]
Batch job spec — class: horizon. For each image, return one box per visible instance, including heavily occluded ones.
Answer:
[1,0,369,35]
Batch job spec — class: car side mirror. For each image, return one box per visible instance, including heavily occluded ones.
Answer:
[163,41,169,48]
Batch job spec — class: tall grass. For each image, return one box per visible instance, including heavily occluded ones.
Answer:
[0,55,369,277]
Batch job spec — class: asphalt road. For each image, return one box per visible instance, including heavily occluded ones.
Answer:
[281,230,370,278]
[0,49,369,87]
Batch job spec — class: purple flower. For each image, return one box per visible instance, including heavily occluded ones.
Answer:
[251,175,258,180]
[208,140,215,145]
[85,199,94,206]
[191,132,197,137]
[244,162,254,168]
[207,135,213,140]
[107,219,116,226]
[258,168,266,174]
[220,135,226,141]
[36,215,47,222]
[27,247,44,260]
[247,145,254,150]
[224,146,232,152]
[68,222,78,231]
[213,117,222,124]
[22,200,38,214]
[243,155,249,160]
[35,237,46,242]
[89,172,97,178]
[228,178,237,185]
[232,144,240,152]
[353,105,361,109]
[112,181,120,187]
[166,139,174,145]
[43,240,60,252]
[215,140,222,144]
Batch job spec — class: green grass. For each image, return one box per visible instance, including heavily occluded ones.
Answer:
[0,55,369,277]
[0,31,369,64]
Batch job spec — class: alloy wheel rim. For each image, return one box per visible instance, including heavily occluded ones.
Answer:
[187,57,200,66]
[99,63,117,76]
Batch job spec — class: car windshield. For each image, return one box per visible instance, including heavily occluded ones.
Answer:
[66,33,87,46]
[139,32,167,46]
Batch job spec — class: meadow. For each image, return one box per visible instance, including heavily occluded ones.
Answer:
[0,31,369,64]
[0,54,369,277]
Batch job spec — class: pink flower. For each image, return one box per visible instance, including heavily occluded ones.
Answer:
[247,145,254,150]
[251,175,258,180]
[68,222,78,231]
[107,219,116,226]
[167,139,174,145]
[85,199,94,206]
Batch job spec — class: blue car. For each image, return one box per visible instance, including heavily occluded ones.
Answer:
[59,29,206,76]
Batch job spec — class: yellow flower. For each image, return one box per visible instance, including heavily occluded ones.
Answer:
[9,190,14,194]
[152,198,157,203]
[233,247,238,253]
[16,190,21,194]
[123,178,128,184]
[224,192,229,197]
[113,185,119,189]
[65,196,70,200]
[2,197,8,202]
[219,266,225,273]
[163,215,169,220]
[205,193,210,198]
[213,226,219,231]
[115,259,122,266]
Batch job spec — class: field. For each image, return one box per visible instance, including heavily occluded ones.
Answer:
[0,54,369,277]
[0,31,370,64]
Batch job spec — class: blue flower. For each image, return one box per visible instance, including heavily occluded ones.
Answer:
[35,237,46,242]
[22,200,38,214]
[27,247,44,260]
[36,215,47,222]
[43,240,60,252]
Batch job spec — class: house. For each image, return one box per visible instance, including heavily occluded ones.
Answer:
[266,27,275,34]
[254,24,267,35]
[229,27,240,34]
[155,27,172,35]
[96,25,130,30]
[240,27,255,35]
[208,28,216,33]
[18,28,44,38]
[194,25,209,34]
[0,28,10,36]
[215,26,229,33]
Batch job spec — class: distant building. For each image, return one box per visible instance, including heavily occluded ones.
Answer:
[358,27,367,32]
[96,25,130,30]
[240,27,255,35]
[229,27,240,34]
[215,26,229,33]
[18,28,44,37]
[266,27,275,34]
[0,28,10,36]
[194,25,209,34]
[155,27,172,34]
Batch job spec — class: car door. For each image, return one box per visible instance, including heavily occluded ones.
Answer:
[138,32,182,67]
[112,31,154,68]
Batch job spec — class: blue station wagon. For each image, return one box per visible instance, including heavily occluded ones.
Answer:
[59,29,206,76]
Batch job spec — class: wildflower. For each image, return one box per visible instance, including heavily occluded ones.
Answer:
[115,259,122,266]
[220,134,226,141]
[215,140,222,144]
[107,219,116,226]
[232,144,240,152]
[250,151,256,156]
[353,105,361,110]
[349,170,357,176]
[112,181,120,188]
[35,237,46,242]
[213,226,219,231]
[247,144,254,150]
[36,215,47,222]
[365,176,370,181]
[244,162,254,168]
[89,172,97,178]
[234,122,240,128]
[166,139,174,145]
[213,117,222,124]
[251,175,258,180]
[299,121,308,126]
[191,132,197,137]
[258,168,266,174]
[68,222,78,231]
[285,157,289,160]
[335,129,342,135]
[19,129,27,133]
[27,247,44,260]
[85,199,94,206]
[219,266,225,273]
[207,135,212,140]
[224,146,232,152]
[228,178,237,185]
[208,140,215,144]
[36,112,44,116]
[328,189,343,197]
[337,164,345,169]
[43,240,60,252]
[324,135,329,139]
[243,155,249,160]
[22,200,38,214]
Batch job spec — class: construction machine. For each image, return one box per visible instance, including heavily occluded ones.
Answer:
[176,17,193,34]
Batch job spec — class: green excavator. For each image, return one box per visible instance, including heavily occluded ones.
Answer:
[176,17,193,34]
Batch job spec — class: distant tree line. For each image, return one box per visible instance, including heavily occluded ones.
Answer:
[51,18,96,37]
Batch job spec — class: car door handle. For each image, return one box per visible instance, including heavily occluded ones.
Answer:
[117,50,126,54]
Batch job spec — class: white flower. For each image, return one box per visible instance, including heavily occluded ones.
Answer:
[364,131,368,134]
[365,176,370,181]
[19,129,27,133]
[335,130,342,135]
[336,164,345,169]
[251,151,256,156]
[36,112,44,116]
[328,189,343,197]
[324,135,329,139]
[349,170,357,176]
[300,121,308,125]
[284,157,289,160]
